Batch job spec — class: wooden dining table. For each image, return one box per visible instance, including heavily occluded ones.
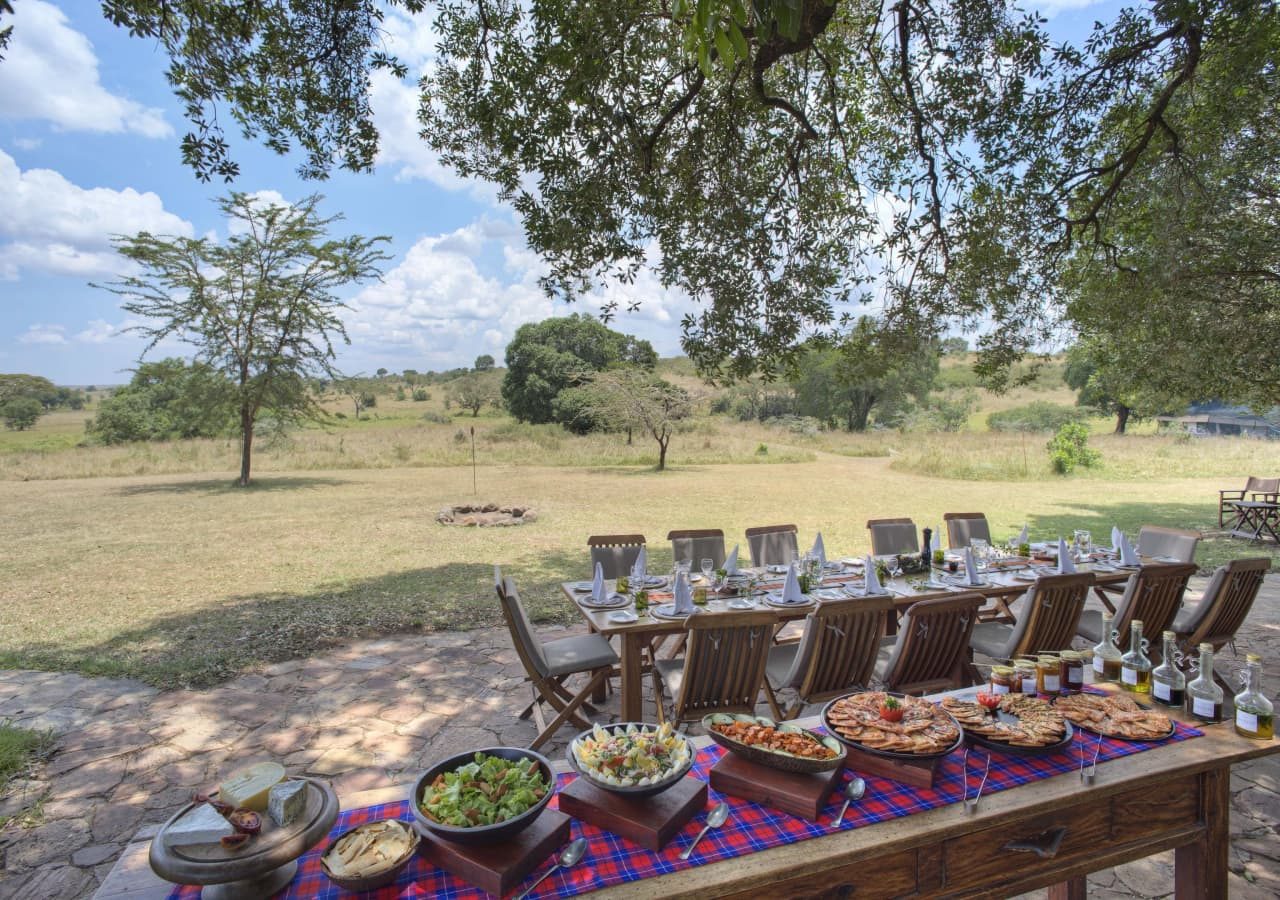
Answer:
[564,560,1136,723]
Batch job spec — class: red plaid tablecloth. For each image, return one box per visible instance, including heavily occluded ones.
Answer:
[169,720,1200,899]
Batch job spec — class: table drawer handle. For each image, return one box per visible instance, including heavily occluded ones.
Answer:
[1002,826,1068,859]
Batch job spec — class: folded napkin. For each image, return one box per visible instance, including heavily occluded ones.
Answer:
[724,544,740,575]
[863,555,883,595]
[1056,537,1076,574]
[631,546,647,581]
[963,547,982,585]
[811,533,827,568]
[780,562,804,604]
[591,562,606,603]
[1111,526,1122,554]
[672,572,695,615]
[934,525,944,551]
[1016,524,1029,546]
[1119,533,1140,566]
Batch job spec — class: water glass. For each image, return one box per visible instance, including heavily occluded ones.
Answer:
[1074,530,1092,556]
[701,558,715,584]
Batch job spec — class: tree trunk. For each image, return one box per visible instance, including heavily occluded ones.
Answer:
[471,406,480,417]
[657,434,669,471]
[626,427,633,445]
[238,404,254,487]
[1114,404,1131,434]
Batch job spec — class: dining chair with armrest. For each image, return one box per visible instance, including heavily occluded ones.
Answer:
[1077,563,1196,659]
[943,513,993,549]
[588,534,647,579]
[1219,476,1280,526]
[1172,557,1270,659]
[652,610,781,727]
[1095,526,1199,607]
[867,518,919,557]
[765,595,893,719]
[668,529,727,570]
[969,572,1093,661]
[495,568,619,749]
[875,592,984,696]
[745,524,799,568]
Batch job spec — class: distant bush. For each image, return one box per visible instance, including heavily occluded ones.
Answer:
[395,387,406,401]
[420,411,450,424]
[987,402,1086,433]
[1,397,42,431]
[762,414,821,436]
[412,388,430,402]
[453,429,468,444]
[1047,423,1100,474]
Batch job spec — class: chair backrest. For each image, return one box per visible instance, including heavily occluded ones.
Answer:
[1245,476,1280,494]
[672,610,776,724]
[745,524,799,568]
[785,596,893,704]
[588,534,646,579]
[668,529,726,570]
[1002,572,1093,658]
[1179,557,1270,651]
[1112,563,1197,649]
[943,513,992,549]
[1136,525,1199,564]
[867,518,919,556]
[880,592,983,696]
[495,572,549,678]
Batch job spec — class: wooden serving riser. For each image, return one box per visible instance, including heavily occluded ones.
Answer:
[416,808,571,897]
[558,776,707,852]
[840,744,940,789]
[708,754,844,822]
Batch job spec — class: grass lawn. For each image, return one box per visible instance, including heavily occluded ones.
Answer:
[0,722,54,812]
[1,449,1274,688]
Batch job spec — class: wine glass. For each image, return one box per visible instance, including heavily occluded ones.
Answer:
[701,557,715,585]
[1074,529,1092,559]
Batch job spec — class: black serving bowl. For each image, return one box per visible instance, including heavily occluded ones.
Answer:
[409,747,555,846]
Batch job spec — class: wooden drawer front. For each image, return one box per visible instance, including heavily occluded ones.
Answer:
[720,847,920,899]
[942,804,1110,891]
[1110,776,1200,842]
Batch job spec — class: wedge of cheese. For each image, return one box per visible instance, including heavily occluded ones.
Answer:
[218,762,286,812]
[268,779,307,827]
[167,803,235,847]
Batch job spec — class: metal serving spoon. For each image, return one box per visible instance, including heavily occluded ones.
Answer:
[515,837,587,900]
[833,776,866,827]
[680,801,730,860]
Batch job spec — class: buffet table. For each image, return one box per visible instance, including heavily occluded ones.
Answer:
[94,689,1276,899]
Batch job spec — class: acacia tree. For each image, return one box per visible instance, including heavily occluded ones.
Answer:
[98,193,390,486]
[581,369,692,471]
[448,373,501,417]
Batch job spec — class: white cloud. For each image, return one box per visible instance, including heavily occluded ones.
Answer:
[0,1,171,138]
[19,324,67,345]
[12,138,41,151]
[75,319,125,344]
[0,149,193,279]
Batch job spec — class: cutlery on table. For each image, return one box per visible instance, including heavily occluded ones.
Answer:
[832,776,866,827]
[515,837,587,900]
[680,801,729,860]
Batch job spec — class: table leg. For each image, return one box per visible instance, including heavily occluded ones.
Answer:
[1174,767,1228,898]
[621,631,646,721]
[1047,876,1087,900]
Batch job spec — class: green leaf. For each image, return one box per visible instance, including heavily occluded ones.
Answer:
[729,20,749,59]
[714,28,734,66]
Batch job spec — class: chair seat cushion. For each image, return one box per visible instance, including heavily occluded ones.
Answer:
[871,636,895,681]
[653,657,685,698]
[766,642,800,689]
[1076,609,1104,645]
[970,621,1016,660]
[543,634,620,677]
[1172,604,1198,634]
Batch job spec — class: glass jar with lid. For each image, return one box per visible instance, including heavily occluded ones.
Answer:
[1060,650,1085,693]
[1013,659,1037,695]
[1036,655,1061,694]
[1233,653,1274,740]
[989,665,1016,695]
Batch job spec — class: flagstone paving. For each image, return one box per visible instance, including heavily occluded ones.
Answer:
[0,576,1276,899]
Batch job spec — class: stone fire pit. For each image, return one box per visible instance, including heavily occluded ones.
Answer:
[436,503,537,527]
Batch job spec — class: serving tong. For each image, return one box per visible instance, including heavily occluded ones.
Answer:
[962,748,991,814]
[1078,728,1103,785]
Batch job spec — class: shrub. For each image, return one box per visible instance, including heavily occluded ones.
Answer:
[1047,422,1101,474]
[453,429,468,444]
[756,443,768,455]
[412,388,430,402]
[762,414,821,436]
[988,401,1086,433]
[1,397,43,431]
[421,411,450,424]
[395,387,406,401]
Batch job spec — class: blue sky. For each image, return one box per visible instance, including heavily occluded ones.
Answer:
[0,0,1117,385]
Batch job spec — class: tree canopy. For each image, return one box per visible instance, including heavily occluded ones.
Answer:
[97,193,390,485]
[85,1,1280,384]
[88,358,236,443]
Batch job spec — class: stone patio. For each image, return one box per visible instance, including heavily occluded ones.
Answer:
[0,576,1277,899]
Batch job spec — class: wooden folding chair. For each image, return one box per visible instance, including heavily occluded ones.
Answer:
[1173,557,1270,657]
[587,534,646,579]
[943,512,992,549]
[1219,476,1280,526]
[652,610,780,727]
[875,592,984,695]
[1095,526,1199,608]
[765,595,893,719]
[668,529,726,570]
[867,517,919,556]
[1077,563,1196,656]
[745,524,799,568]
[970,572,1093,661]
[494,568,619,749]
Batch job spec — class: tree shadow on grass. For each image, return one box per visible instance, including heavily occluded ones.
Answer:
[115,475,353,496]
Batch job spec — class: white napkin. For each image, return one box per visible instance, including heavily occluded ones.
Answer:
[591,562,606,603]
[1111,526,1122,554]
[811,533,827,568]
[724,544,740,575]
[863,555,883,595]
[964,547,982,585]
[1119,533,1140,566]
[781,562,804,604]
[672,572,695,615]
[631,546,647,581]
[1016,524,1029,545]
[1056,537,1076,574]
[934,525,944,550]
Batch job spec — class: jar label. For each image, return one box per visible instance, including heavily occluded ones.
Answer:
[1237,710,1259,733]
[1193,697,1216,718]
[1043,675,1060,692]
[1021,678,1037,694]
[991,683,1009,695]
[1154,681,1171,701]
[1093,655,1104,674]
[1122,667,1138,685]
[1069,666,1084,681]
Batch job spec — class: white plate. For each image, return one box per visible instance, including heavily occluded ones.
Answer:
[727,598,755,610]
[580,593,629,609]
[633,575,668,589]
[767,565,790,575]
[607,610,638,624]
[763,593,814,608]
[650,603,702,620]
[1012,572,1039,582]
[570,582,593,592]
[840,558,865,568]
[816,589,847,600]
[1153,555,1181,563]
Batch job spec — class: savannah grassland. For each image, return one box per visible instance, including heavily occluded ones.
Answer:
[0,357,1276,689]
